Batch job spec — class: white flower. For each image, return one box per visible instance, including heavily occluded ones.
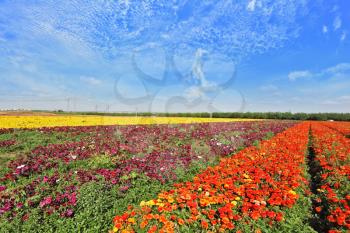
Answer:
[71,155,77,160]
[197,156,203,159]
[16,165,26,169]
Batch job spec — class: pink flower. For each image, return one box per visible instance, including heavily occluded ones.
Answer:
[65,209,74,217]
[119,186,130,192]
[68,192,77,206]
[0,185,6,192]
[39,196,52,208]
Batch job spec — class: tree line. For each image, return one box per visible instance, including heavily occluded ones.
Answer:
[51,110,350,121]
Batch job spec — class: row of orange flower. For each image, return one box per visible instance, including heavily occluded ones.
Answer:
[110,122,311,232]
[322,121,350,136]
[311,122,350,232]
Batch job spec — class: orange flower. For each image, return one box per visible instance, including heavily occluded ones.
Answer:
[201,220,209,229]
[177,218,185,225]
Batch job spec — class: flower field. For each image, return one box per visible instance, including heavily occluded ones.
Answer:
[0,118,349,232]
[0,116,255,129]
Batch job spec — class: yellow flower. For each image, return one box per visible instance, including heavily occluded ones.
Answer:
[140,201,146,207]
[231,201,237,206]
[288,190,297,195]
[235,196,241,201]
[127,218,136,224]
[0,115,256,129]
[113,226,119,232]
[146,200,156,206]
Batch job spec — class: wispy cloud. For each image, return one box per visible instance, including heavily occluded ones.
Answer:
[322,25,328,33]
[325,63,350,74]
[322,96,350,105]
[340,31,347,41]
[338,95,350,102]
[0,0,347,113]
[247,0,257,11]
[80,76,102,86]
[288,63,350,81]
[288,70,312,81]
[259,84,279,92]
[333,16,342,31]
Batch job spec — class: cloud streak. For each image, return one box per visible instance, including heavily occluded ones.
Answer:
[288,63,350,81]
[288,70,312,81]
[333,15,342,31]
[80,76,102,86]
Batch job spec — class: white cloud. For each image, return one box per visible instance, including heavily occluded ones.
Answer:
[338,95,350,102]
[340,31,347,41]
[325,63,350,74]
[259,84,279,92]
[288,63,350,81]
[322,100,338,105]
[186,86,205,99]
[288,70,312,81]
[80,76,101,85]
[322,96,350,105]
[247,0,257,11]
[333,16,342,31]
[331,5,339,13]
[322,25,328,33]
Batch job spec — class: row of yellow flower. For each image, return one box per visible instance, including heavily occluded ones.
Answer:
[0,116,256,129]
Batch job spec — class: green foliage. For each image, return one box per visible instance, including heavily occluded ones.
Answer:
[46,110,350,121]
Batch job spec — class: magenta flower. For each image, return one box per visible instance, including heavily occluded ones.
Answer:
[39,196,52,208]
[0,185,6,192]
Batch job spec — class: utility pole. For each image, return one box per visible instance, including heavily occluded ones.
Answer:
[66,98,71,112]
[209,101,213,118]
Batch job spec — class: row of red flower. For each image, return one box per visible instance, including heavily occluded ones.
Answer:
[311,122,350,232]
[110,122,310,232]
[0,139,16,148]
[322,122,350,136]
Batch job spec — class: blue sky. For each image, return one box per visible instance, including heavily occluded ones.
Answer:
[0,0,349,113]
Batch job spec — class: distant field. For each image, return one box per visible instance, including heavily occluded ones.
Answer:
[0,115,257,129]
